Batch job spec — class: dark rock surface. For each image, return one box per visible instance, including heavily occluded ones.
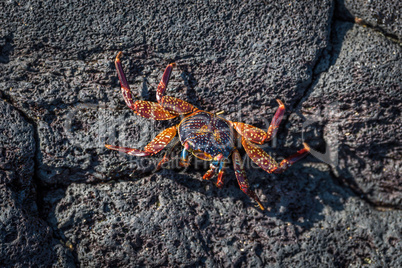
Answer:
[0,100,73,267]
[300,22,401,208]
[47,167,401,267]
[336,0,401,40]
[1,0,401,267]
[1,0,333,186]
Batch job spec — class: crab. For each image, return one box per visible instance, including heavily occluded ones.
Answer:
[105,52,310,210]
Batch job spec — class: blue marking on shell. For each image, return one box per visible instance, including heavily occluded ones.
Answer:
[178,111,234,159]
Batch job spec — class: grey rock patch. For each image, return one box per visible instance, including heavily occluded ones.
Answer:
[0,100,74,267]
[301,22,401,207]
[336,0,401,40]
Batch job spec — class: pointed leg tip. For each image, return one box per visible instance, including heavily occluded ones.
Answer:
[105,144,112,149]
[170,62,177,68]
[258,203,265,211]
[276,99,285,108]
[116,51,123,61]
[215,182,224,189]
[303,142,311,152]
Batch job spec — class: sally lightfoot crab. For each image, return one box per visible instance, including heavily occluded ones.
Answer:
[106,52,310,210]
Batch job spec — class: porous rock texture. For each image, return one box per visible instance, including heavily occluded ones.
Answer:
[336,0,402,40]
[301,21,401,208]
[1,0,401,267]
[0,100,73,267]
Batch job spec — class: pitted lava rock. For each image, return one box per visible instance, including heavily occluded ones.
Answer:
[336,0,401,40]
[0,0,401,267]
[301,22,401,207]
[0,100,73,267]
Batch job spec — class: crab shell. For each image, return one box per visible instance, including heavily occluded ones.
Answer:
[178,111,234,161]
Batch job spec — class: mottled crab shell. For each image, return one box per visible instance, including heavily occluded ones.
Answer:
[178,111,234,161]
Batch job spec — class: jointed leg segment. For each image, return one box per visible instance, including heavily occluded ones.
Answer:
[241,137,310,174]
[232,149,265,210]
[202,160,225,189]
[115,52,196,120]
[105,125,177,156]
[156,63,176,103]
[232,99,285,144]
[115,52,136,111]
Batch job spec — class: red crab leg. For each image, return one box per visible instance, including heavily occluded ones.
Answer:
[203,164,216,181]
[160,96,198,115]
[241,137,310,174]
[115,52,136,111]
[105,125,177,156]
[155,61,198,115]
[232,149,265,210]
[154,138,180,171]
[215,161,225,189]
[232,99,285,144]
[115,52,177,120]
[156,63,176,103]
[202,156,225,188]
[133,100,178,120]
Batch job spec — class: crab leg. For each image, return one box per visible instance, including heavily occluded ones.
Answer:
[156,63,176,103]
[203,164,217,181]
[202,157,225,188]
[160,96,198,115]
[203,161,224,186]
[133,100,178,120]
[215,161,225,188]
[115,52,138,111]
[232,149,265,210]
[115,52,178,120]
[105,125,177,156]
[241,137,310,174]
[155,62,198,115]
[154,138,181,171]
[232,99,285,144]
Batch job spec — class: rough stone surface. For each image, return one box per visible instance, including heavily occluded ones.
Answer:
[0,100,73,267]
[336,0,402,40]
[46,164,401,267]
[0,0,401,267]
[1,0,333,185]
[301,22,401,208]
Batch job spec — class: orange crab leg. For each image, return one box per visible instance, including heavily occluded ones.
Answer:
[203,161,226,188]
[232,99,285,144]
[202,153,225,188]
[215,161,225,188]
[156,63,176,103]
[154,61,198,115]
[155,138,180,171]
[160,96,198,115]
[133,100,178,120]
[105,125,177,156]
[203,164,217,181]
[232,149,264,210]
[104,144,152,156]
[115,52,178,120]
[241,137,310,174]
